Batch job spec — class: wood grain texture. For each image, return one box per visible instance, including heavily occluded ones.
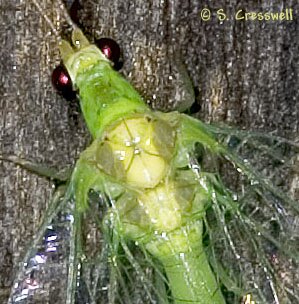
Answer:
[0,0,298,302]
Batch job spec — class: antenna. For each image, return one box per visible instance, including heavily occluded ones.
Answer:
[32,0,78,41]
[55,0,78,31]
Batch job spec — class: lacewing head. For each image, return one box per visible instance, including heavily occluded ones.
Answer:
[52,28,121,97]
[57,28,106,86]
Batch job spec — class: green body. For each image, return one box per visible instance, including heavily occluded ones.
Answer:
[6,26,298,304]
[62,29,225,303]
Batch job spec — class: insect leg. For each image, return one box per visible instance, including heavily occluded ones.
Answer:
[171,53,195,113]
[178,113,223,153]
[0,154,72,182]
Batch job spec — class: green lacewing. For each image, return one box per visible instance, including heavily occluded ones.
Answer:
[3,1,299,304]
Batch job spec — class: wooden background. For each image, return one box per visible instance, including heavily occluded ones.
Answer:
[0,0,298,302]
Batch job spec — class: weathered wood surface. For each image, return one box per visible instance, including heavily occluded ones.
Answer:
[0,0,298,302]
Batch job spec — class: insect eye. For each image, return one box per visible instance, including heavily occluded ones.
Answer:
[52,64,76,100]
[95,38,121,66]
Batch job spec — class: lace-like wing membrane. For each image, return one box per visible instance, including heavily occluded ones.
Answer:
[80,192,169,304]
[8,192,79,304]
[7,188,163,304]
[7,127,299,304]
[202,127,299,303]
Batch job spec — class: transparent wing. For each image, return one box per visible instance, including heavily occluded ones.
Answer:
[76,124,299,304]
[8,184,82,304]
[8,125,299,304]
[195,124,299,303]
[7,179,171,304]
[80,191,171,304]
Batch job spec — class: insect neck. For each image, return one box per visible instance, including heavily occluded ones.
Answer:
[75,61,148,139]
[61,36,149,139]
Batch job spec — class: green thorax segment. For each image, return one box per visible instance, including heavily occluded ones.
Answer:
[94,113,176,189]
[59,28,148,139]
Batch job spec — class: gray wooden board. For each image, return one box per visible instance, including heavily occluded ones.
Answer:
[0,0,299,303]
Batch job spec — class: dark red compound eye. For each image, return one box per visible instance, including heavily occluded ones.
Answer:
[95,38,121,66]
[52,64,76,100]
